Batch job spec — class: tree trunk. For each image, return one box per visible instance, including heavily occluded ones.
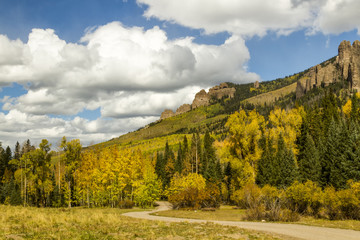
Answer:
[68,180,71,208]
[87,187,90,208]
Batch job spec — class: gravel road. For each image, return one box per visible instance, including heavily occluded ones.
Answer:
[122,201,360,240]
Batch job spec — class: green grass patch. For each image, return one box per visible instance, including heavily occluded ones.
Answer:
[0,205,285,239]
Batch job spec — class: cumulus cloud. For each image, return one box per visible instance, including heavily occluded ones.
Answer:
[138,0,318,37]
[313,0,360,35]
[0,22,258,117]
[138,0,360,37]
[0,21,259,146]
[0,109,157,148]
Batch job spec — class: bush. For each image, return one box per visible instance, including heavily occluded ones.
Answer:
[285,181,322,216]
[322,186,341,220]
[232,183,262,209]
[118,199,135,209]
[167,173,220,210]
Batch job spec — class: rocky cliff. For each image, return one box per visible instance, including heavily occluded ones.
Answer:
[296,40,360,98]
[160,83,235,120]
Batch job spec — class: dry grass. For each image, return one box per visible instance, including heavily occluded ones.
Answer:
[153,205,247,222]
[155,206,360,231]
[0,205,285,240]
[244,81,300,106]
[296,216,360,231]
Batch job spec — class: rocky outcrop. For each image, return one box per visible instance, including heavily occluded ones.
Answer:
[176,104,191,115]
[348,40,360,90]
[254,81,260,89]
[208,82,236,99]
[192,89,210,109]
[296,40,360,98]
[160,83,236,120]
[160,109,175,120]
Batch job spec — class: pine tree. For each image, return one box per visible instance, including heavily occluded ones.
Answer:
[350,91,360,122]
[224,161,232,202]
[298,133,321,183]
[256,135,276,186]
[164,141,175,187]
[202,131,220,181]
[175,142,183,174]
[344,121,360,181]
[155,151,166,189]
[190,133,201,174]
[275,133,297,188]
[322,119,347,189]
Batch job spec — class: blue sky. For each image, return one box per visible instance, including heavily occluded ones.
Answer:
[0,0,359,148]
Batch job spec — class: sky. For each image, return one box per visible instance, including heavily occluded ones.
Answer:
[0,0,360,149]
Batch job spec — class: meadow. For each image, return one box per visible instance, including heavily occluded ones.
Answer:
[0,205,286,240]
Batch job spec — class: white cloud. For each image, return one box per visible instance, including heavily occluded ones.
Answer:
[313,0,360,35]
[138,0,318,37]
[0,22,258,117]
[0,109,157,148]
[0,22,260,147]
[138,0,360,37]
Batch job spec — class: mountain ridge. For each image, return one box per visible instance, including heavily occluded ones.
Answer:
[95,40,360,150]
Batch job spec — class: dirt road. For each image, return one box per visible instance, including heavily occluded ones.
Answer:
[122,201,360,240]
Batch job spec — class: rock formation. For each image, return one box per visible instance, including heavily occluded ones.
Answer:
[192,89,210,109]
[296,40,360,98]
[176,104,191,115]
[160,109,175,120]
[160,83,236,120]
[208,82,236,100]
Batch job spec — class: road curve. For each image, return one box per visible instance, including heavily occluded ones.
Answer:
[122,201,360,240]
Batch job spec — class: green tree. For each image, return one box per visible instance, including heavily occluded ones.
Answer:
[175,142,183,174]
[298,133,321,183]
[256,135,277,187]
[61,137,82,208]
[275,133,298,188]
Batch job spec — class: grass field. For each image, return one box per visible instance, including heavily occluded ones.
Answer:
[155,206,360,232]
[0,205,286,240]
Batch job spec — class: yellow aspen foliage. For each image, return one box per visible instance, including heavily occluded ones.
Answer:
[343,99,352,118]
[223,109,265,188]
[268,107,303,155]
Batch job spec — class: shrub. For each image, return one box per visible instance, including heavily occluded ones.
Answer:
[232,183,262,209]
[337,181,360,219]
[285,181,322,216]
[167,173,220,209]
[322,186,341,220]
[118,199,135,209]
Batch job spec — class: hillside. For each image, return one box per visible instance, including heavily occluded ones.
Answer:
[92,40,360,153]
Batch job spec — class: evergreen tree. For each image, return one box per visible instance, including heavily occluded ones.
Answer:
[202,131,220,181]
[190,133,201,173]
[164,141,175,187]
[298,133,321,183]
[155,151,166,188]
[0,143,5,180]
[256,135,276,186]
[275,133,297,188]
[350,91,360,122]
[14,141,21,161]
[224,161,232,202]
[344,121,360,181]
[322,119,347,189]
[175,142,183,174]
